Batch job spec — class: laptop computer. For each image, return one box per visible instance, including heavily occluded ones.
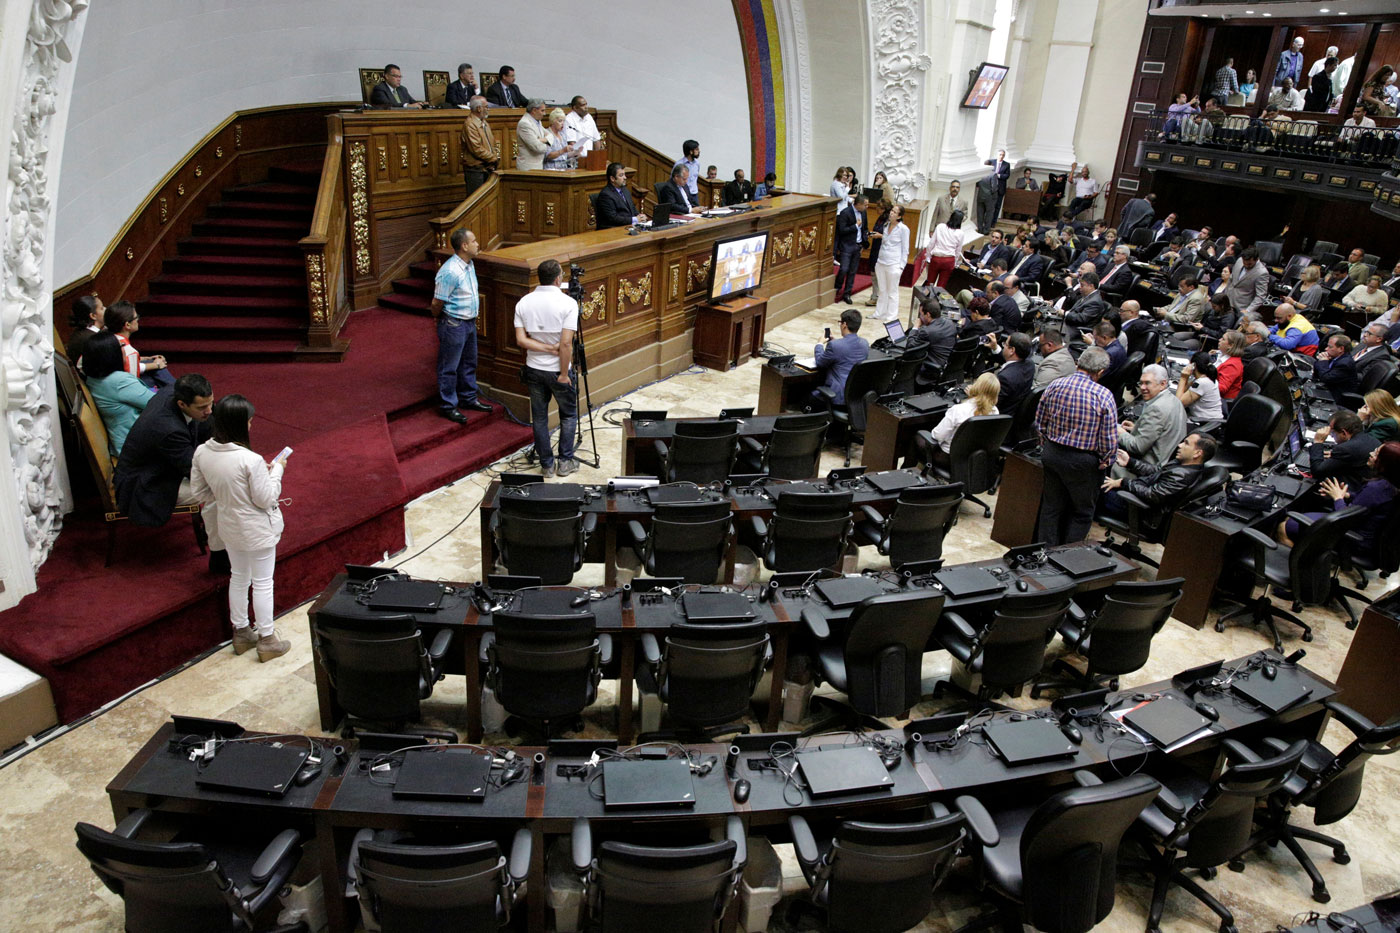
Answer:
[814,576,885,610]
[681,590,757,622]
[366,579,445,612]
[391,748,490,801]
[864,470,925,494]
[631,410,668,422]
[931,565,1004,599]
[346,563,396,582]
[797,746,894,798]
[902,393,946,414]
[1122,696,1212,749]
[884,319,906,343]
[982,719,1080,766]
[195,742,309,797]
[1232,675,1313,714]
[602,759,696,810]
[1048,549,1118,578]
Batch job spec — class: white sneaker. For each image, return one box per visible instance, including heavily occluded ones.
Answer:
[556,458,579,476]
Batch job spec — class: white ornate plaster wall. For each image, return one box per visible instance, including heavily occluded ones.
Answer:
[773,0,814,193]
[867,0,933,202]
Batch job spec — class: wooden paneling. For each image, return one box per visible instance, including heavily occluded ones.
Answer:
[1108,19,1194,223]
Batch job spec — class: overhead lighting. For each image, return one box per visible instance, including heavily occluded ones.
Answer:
[1245,9,1255,12]
[1319,7,1329,11]
[1262,12,1272,15]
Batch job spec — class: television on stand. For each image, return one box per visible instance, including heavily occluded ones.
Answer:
[706,230,770,305]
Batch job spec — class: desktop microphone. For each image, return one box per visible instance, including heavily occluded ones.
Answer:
[621,584,633,609]
[760,579,780,603]
[726,745,740,778]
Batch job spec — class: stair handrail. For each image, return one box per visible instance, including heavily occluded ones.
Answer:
[299,114,349,351]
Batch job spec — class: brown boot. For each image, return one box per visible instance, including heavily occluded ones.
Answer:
[232,626,258,656]
[256,631,291,662]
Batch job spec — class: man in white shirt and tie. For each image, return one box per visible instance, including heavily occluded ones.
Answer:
[563,96,602,155]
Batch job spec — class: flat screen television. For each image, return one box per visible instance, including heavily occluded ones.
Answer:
[961,62,1009,109]
[707,231,769,303]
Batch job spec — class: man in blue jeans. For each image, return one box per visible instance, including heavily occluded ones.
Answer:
[513,259,580,476]
[430,227,493,423]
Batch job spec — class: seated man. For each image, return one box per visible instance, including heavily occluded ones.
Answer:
[1032,325,1077,391]
[1069,241,1109,276]
[1099,245,1135,302]
[370,64,424,109]
[1064,271,1108,328]
[755,172,782,199]
[444,63,478,106]
[1312,334,1361,403]
[1100,432,1217,519]
[1268,302,1320,355]
[993,332,1036,412]
[1352,322,1392,378]
[721,169,755,206]
[658,163,697,215]
[1160,273,1207,324]
[1116,364,1188,472]
[973,230,1012,271]
[905,290,959,378]
[595,162,646,230]
[1321,262,1355,299]
[113,373,224,568]
[485,65,528,108]
[1243,320,1273,360]
[987,280,1021,333]
[810,309,869,409]
[1092,321,1126,380]
[1309,410,1380,489]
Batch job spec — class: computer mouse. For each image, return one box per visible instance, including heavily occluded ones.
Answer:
[1096,544,1114,557]
[1016,579,1029,592]
[1262,662,1278,680]
[570,594,592,608]
[732,779,751,804]
[1060,723,1083,744]
[1195,702,1219,722]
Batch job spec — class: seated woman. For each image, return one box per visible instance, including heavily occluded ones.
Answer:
[1214,329,1247,402]
[1282,441,1400,551]
[82,331,153,455]
[104,300,173,389]
[1360,389,1400,443]
[921,372,1000,470]
[65,294,104,364]
[1176,351,1225,421]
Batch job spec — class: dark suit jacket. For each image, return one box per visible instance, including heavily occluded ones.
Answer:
[834,203,866,254]
[907,317,959,373]
[596,185,638,229]
[1313,353,1360,402]
[984,158,1010,194]
[1304,71,1333,112]
[485,81,527,108]
[1353,344,1391,378]
[989,294,1022,333]
[1065,290,1108,327]
[445,80,478,106]
[1310,432,1380,489]
[997,358,1036,412]
[1323,275,1355,298]
[370,82,416,107]
[1119,198,1155,237]
[1100,261,1134,298]
[976,243,1013,269]
[658,180,694,215]
[1070,250,1110,276]
[1150,221,1180,242]
[721,179,754,206]
[1009,251,1048,283]
[1102,339,1127,378]
[1121,458,1204,508]
[114,387,210,526]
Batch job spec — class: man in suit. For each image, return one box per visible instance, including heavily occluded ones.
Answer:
[984,149,1011,222]
[658,164,697,215]
[987,280,1022,333]
[515,100,552,171]
[992,331,1036,412]
[445,63,478,106]
[833,194,869,305]
[722,169,754,206]
[1032,326,1077,391]
[1069,242,1109,276]
[1353,323,1392,378]
[906,290,959,377]
[1118,193,1156,241]
[370,64,424,109]
[1094,322,1127,381]
[1099,245,1135,302]
[1116,364,1188,474]
[485,66,528,108]
[1345,248,1372,287]
[596,162,646,229]
[1064,271,1108,328]
[1007,240,1048,284]
[973,230,1012,271]
[114,373,224,566]
[1149,212,1179,243]
[1379,260,1400,297]
[1313,334,1361,403]
[1014,167,1039,191]
[1309,410,1379,489]
[974,169,1001,234]
[1321,263,1356,300]
[1224,247,1271,315]
[1160,273,1208,324]
[1100,432,1217,519]
[927,179,968,232]
[810,309,869,407]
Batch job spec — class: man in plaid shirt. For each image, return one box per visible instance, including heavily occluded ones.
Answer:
[1213,58,1240,105]
[1033,346,1119,545]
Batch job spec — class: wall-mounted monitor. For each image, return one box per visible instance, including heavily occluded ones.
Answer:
[707,231,769,303]
[961,62,1009,109]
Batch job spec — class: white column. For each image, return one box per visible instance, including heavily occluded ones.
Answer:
[866,0,933,202]
[934,0,999,181]
[1024,0,1100,168]
[994,0,1035,163]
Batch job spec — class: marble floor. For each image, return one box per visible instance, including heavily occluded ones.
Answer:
[1,288,1396,932]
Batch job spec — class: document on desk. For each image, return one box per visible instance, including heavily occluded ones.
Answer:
[793,356,817,370]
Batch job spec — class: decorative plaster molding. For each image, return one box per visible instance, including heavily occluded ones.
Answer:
[3,0,88,574]
[776,0,814,192]
[867,0,932,202]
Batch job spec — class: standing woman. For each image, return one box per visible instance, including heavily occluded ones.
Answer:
[873,204,909,323]
[865,199,892,308]
[921,209,969,290]
[829,167,851,209]
[191,395,290,662]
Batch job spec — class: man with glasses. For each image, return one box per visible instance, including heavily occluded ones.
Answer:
[1115,364,1188,475]
[370,64,424,109]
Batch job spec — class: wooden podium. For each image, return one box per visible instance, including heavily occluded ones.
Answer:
[693,295,767,371]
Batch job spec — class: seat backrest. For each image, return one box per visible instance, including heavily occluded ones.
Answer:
[1288,506,1373,604]
[1306,715,1400,825]
[763,512,852,574]
[1007,386,1045,447]
[1081,578,1183,676]
[946,415,1013,495]
[774,488,854,518]
[63,363,119,510]
[74,822,248,932]
[493,501,585,585]
[1179,740,1306,868]
[1187,465,1231,502]
[1099,351,1144,402]
[356,838,505,931]
[359,67,383,104]
[421,70,450,107]
[489,612,602,722]
[977,584,1075,689]
[1360,359,1398,394]
[313,611,427,724]
[1310,240,1339,259]
[883,483,964,568]
[763,413,830,480]
[644,500,732,584]
[1222,392,1285,450]
[592,838,740,933]
[824,813,966,933]
[1128,227,1151,248]
[1019,775,1161,933]
[890,347,928,397]
[939,337,980,386]
[653,181,668,203]
[666,423,740,483]
[1255,240,1283,265]
[840,590,945,716]
[841,357,897,430]
[660,622,770,727]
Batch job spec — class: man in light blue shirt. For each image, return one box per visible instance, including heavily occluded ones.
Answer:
[672,139,701,200]
[431,228,492,422]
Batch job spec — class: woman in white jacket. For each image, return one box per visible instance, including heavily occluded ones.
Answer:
[872,203,909,323]
[190,395,290,662]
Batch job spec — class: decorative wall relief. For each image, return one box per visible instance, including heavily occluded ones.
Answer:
[868,0,931,201]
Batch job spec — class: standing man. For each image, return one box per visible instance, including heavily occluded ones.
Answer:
[596,162,646,229]
[833,194,869,305]
[514,260,580,477]
[1034,346,1119,545]
[1275,36,1305,88]
[370,64,424,109]
[1065,165,1104,221]
[984,149,1010,225]
[1305,57,1338,112]
[1224,247,1270,315]
[974,169,1001,234]
[927,179,969,233]
[672,140,702,204]
[460,96,499,198]
[563,96,602,155]
[485,66,528,107]
[445,63,478,106]
[430,228,491,424]
[515,100,552,171]
[1213,57,1240,105]
[1118,192,1156,240]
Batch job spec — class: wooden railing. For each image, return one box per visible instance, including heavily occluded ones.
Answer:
[298,115,349,354]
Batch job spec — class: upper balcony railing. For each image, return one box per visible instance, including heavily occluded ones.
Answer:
[1141,109,1400,170]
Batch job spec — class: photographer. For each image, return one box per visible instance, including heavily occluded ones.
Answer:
[514,260,580,477]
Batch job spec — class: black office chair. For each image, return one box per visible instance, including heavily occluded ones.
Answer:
[1125,326,1161,366]
[918,414,1012,518]
[312,610,455,738]
[821,356,896,466]
[932,583,1075,704]
[802,590,946,731]
[490,491,595,585]
[1205,394,1285,475]
[1002,386,1044,451]
[955,773,1161,933]
[788,805,967,933]
[851,482,963,569]
[636,620,769,740]
[1098,464,1229,566]
[1098,350,1144,402]
[570,816,746,933]
[1214,506,1371,649]
[485,609,609,739]
[74,810,305,933]
[888,346,928,397]
[625,499,732,584]
[751,490,854,574]
[1031,577,1184,697]
[737,412,830,479]
[655,421,740,483]
[1310,240,1339,259]
[1255,240,1284,266]
[925,336,979,391]
[1128,227,1152,248]
[1339,359,1399,411]
[1126,738,1307,933]
[1252,700,1400,903]
[1337,498,1400,597]
[348,827,531,931]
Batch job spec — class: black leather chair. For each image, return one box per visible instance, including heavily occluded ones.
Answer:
[75,810,305,933]
[933,583,1075,703]
[955,772,1161,933]
[852,482,963,569]
[1126,739,1307,933]
[485,609,610,739]
[636,620,769,739]
[1337,499,1400,599]
[1098,465,1229,567]
[1310,239,1339,259]
[1125,326,1161,366]
[655,421,740,483]
[821,356,896,466]
[788,805,967,933]
[1001,386,1044,451]
[1253,701,1400,903]
[570,816,746,933]
[1205,393,1285,475]
[490,490,595,585]
[1031,577,1184,697]
[737,412,829,479]
[625,499,732,584]
[1339,359,1400,411]
[802,590,946,731]
[348,827,531,931]
[888,346,928,397]
[1214,506,1371,648]
[1255,240,1283,266]
[1098,350,1144,402]
[918,414,1013,518]
[751,489,854,574]
[312,610,454,737]
[924,336,978,391]
[1241,357,1293,449]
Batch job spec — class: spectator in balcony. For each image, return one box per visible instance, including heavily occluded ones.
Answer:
[1240,69,1259,102]
[1361,66,1397,117]
[1267,77,1304,112]
[65,293,104,365]
[1181,107,1214,143]
[1346,248,1373,286]
[370,64,424,109]
[1274,36,1306,88]
[1304,57,1339,113]
[1280,264,1327,317]
[1041,164,1071,220]
[105,301,172,389]
[1245,107,1283,147]
[1308,46,1340,82]
[1212,58,1240,105]
[1065,165,1103,220]
[1343,275,1391,315]
[1342,104,1378,131]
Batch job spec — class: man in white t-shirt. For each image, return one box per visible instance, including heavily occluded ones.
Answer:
[514,260,581,477]
[563,95,602,154]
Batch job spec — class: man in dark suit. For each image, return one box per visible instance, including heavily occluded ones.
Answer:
[987,281,1022,333]
[1007,241,1048,284]
[722,169,755,206]
[1313,334,1361,403]
[1321,263,1355,300]
[658,164,697,215]
[1093,322,1127,380]
[1148,212,1179,243]
[596,162,646,229]
[993,332,1036,412]
[973,230,1013,271]
[810,309,870,407]
[974,170,1001,233]
[833,194,869,304]
[485,66,528,107]
[1353,323,1392,378]
[984,149,1010,224]
[1064,272,1108,328]
[370,64,424,109]
[1118,193,1156,241]
[906,290,959,377]
[1098,246,1135,302]
[1310,411,1380,489]
[1069,242,1109,276]
[444,63,478,106]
